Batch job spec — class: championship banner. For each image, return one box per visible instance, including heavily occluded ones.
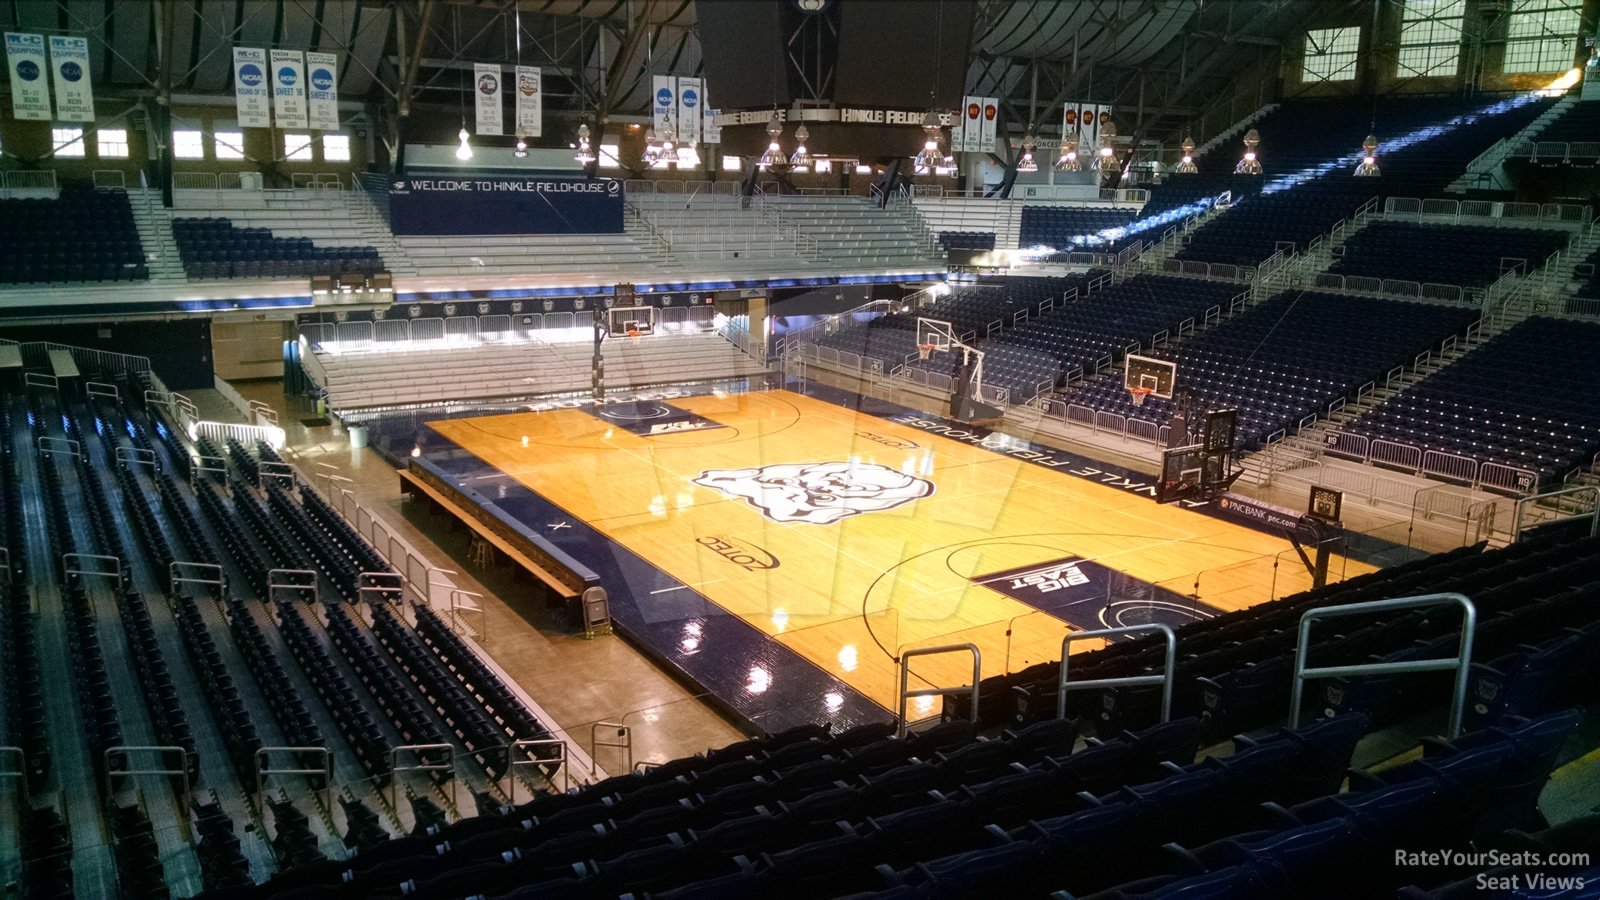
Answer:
[978,97,999,154]
[652,74,677,139]
[704,106,722,145]
[305,51,338,131]
[4,33,51,121]
[474,62,503,136]
[949,113,963,157]
[514,65,541,137]
[676,76,702,145]
[269,49,307,129]
[232,47,270,128]
[388,175,624,236]
[48,36,93,122]
[961,95,981,152]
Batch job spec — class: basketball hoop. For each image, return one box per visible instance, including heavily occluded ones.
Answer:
[917,342,937,361]
[1129,386,1153,407]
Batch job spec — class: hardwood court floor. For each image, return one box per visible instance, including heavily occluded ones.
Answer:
[429,389,1372,714]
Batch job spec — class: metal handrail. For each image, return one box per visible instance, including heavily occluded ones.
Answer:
[255,746,333,812]
[506,738,568,800]
[591,722,631,774]
[1058,624,1177,722]
[267,568,319,604]
[64,552,121,582]
[1513,485,1600,541]
[114,446,158,469]
[105,745,192,816]
[390,743,456,812]
[37,435,80,459]
[169,560,225,597]
[896,643,981,737]
[0,746,26,805]
[1290,592,1475,738]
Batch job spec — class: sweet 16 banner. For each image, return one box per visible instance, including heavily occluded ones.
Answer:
[474,63,503,135]
[514,65,541,137]
[232,47,270,128]
[48,36,93,122]
[652,74,677,139]
[676,76,702,145]
[5,32,51,121]
[388,175,624,236]
[269,48,307,129]
[305,51,338,131]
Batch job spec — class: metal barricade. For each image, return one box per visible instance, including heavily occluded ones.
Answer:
[106,746,192,816]
[1512,485,1599,541]
[1370,439,1422,473]
[1290,592,1475,738]
[1421,450,1478,484]
[1058,625,1176,722]
[506,738,568,800]
[591,722,632,773]
[268,568,319,604]
[896,643,981,737]
[1479,462,1539,496]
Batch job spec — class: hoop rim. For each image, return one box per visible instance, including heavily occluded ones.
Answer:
[1128,385,1153,406]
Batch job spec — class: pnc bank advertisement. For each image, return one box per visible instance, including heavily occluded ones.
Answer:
[388,175,624,236]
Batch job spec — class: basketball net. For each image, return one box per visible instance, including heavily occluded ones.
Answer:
[1129,386,1153,407]
[917,343,937,361]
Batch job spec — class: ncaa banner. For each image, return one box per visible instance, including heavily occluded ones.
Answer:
[704,107,722,144]
[676,76,702,145]
[474,63,503,136]
[960,95,981,153]
[305,51,338,131]
[48,36,93,122]
[4,33,51,121]
[652,74,677,139]
[269,49,307,129]
[978,97,999,154]
[232,47,270,128]
[514,65,541,138]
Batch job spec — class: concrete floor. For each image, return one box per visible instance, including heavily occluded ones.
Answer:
[229,380,745,777]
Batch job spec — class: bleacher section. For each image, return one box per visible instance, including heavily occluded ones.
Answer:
[1056,291,1480,451]
[937,231,996,252]
[0,355,570,897]
[171,187,411,277]
[204,524,1600,900]
[1331,221,1572,287]
[765,196,940,267]
[983,275,1244,398]
[1170,95,1553,267]
[308,330,769,410]
[1525,99,1600,165]
[0,182,148,284]
[1018,206,1138,251]
[1343,316,1600,488]
[173,218,383,280]
[628,194,811,265]
[813,276,1089,386]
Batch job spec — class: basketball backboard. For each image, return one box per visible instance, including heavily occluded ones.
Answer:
[1125,354,1177,400]
[916,317,957,355]
[1156,408,1242,505]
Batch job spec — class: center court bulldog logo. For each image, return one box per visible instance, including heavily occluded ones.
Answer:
[693,462,933,525]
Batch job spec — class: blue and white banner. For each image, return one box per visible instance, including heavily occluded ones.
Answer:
[474,62,503,136]
[704,107,722,145]
[388,175,624,236]
[269,48,307,129]
[232,47,270,128]
[676,76,702,145]
[652,74,677,140]
[48,35,92,122]
[514,65,542,138]
[4,32,51,121]
[305,51,338,131]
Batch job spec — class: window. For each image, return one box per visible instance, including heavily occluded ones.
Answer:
[1397,0,1465,78]
[96,128,129,158]
[675,147,701,169]
[1503,0,1581,74]
[283,133,313,161]
[52,127,86,157]
[598,143,621,168]
[722,154,742,172]
[173,129,205,159]
[214,131,245,160]
[1303,27,1360,82]
[322,134,351,162]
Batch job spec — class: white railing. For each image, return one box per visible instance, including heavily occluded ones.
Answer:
[622,179,739,196]
[1522,141,1600,166]
[1382,196,1591,229]
[189,419,287,451]
[1320,429,1539,495]
[2,170,58,193]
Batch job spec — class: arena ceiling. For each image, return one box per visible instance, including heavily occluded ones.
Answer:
[1,0,1360,146]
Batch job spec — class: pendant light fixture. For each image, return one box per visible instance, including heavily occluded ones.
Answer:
[1354,133,1380,176]
[1091,117,1117,171]
[1235,128,1262,175]
[1016,132,1039,173]
[1174,134,1197,174]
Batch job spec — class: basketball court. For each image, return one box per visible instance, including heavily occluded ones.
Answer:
[414,384,1373,721]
